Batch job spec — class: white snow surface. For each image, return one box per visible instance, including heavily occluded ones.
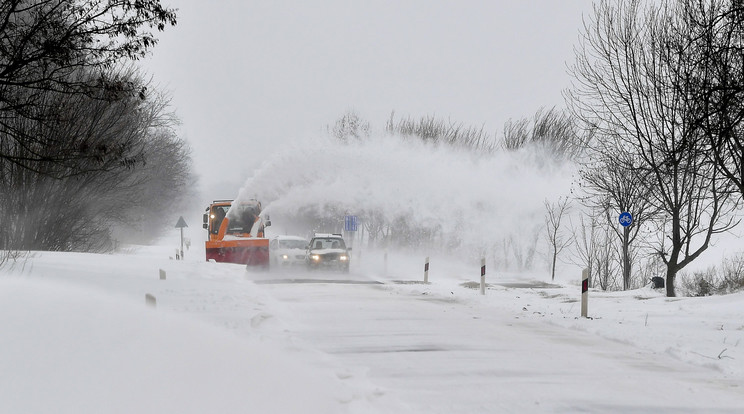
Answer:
[1,241,743,413]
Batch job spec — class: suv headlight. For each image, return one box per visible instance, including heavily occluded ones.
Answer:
[311,255,320,261]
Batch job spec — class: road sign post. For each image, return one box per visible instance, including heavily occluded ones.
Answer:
[344,215,358,232]
[175,216,188,260]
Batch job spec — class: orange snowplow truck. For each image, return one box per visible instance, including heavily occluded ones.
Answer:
[202,199,271,266]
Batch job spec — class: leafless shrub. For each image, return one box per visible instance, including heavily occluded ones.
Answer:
[570,209,623,291]
[636,254,667,288]
[678,254,744,296]
[0,69,192,252]
[506,225,541,272]
[386,112,496,153]
[720,254,744,293]
[501,107,582,160]
[330,110,370,143]
[502,118,530,151]
[679,268,718,297]
[0,250,32,271]
[490,237,511,272]
[0,250,21,267]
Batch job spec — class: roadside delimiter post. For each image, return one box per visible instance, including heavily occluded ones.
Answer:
[424,256,430,283]
[581,268,589,318]
[480,258,486,295]
[145,293,157,308]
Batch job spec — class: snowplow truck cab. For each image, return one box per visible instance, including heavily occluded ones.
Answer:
[202,199,270,266]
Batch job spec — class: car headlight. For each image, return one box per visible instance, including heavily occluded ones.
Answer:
[311,255,320,261]
[340,255,348,261]
[281,254,289,260]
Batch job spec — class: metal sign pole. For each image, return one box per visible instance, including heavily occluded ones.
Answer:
[180,227,184,260]
[175,216,188,261]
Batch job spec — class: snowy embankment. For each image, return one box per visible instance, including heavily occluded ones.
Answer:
[1,246,742,413]
[0,251,370,414]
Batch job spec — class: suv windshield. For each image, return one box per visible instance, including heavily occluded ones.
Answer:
[310,238,346,250]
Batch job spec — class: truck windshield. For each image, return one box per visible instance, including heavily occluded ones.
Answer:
[226,204,259,234]
[210,206,228,234]
[211,204,259,234]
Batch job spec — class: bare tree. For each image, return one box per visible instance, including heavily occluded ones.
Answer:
[570,211,599,287]
[677,1,744,204]
[594,221,620,290]
[0,0,177,176]
[544,197,572,281]
[508,225,541,272]
[568,0,739,296]
[576,146,657,290]
[114,126,196,244]
[569,208,624,289]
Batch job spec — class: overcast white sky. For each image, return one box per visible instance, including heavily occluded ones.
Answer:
[141,1,594,197]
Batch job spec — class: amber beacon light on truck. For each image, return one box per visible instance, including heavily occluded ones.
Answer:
[202,199,271,267]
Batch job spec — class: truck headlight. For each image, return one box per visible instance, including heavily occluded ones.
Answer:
[281,254,289,260]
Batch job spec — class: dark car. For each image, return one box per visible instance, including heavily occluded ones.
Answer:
[306,233,351,272]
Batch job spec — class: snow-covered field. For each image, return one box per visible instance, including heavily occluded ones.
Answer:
[1,239,742,413]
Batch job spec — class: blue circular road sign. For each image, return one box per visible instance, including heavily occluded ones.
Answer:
[619,212,633,227]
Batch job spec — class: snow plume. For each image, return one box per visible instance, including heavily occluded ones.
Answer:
[235,135,576,264]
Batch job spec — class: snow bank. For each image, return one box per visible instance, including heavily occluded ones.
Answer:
[0,263,363,414]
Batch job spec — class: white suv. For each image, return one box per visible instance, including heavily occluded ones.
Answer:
[269,235,309,267]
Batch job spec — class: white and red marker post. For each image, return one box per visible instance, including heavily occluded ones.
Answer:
[424,256,430,283]
[480,258,486,295]
[581,268,589,318]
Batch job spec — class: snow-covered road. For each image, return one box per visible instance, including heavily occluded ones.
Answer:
[248,272,742,413]
[1,248,742,413]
